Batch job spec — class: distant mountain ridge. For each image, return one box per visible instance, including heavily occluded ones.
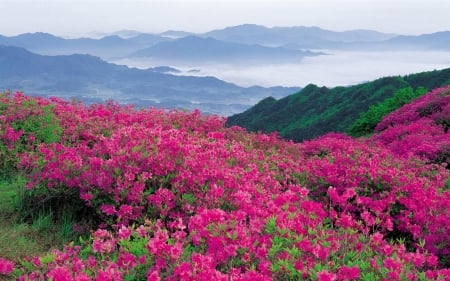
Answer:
[383,31,450,50]
[226,68,450,142]
[202,24,397,47]
[131,35,320,63]
[1,25,448,62]
[0,45,299,116]
[0,32,171,59]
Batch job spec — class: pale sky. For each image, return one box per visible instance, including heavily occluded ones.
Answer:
[1,0,449,37]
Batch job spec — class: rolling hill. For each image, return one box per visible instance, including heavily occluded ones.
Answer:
[226,68,450,141]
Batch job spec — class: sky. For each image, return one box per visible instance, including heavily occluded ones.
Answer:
[1,0,450,37]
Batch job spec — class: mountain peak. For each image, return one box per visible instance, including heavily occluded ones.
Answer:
[15,32,58,38]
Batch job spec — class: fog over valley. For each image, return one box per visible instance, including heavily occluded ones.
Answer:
[112,50,450,88]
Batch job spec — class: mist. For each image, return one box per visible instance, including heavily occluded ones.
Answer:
[113,50,450,88]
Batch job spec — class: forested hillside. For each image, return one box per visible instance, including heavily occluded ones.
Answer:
[227,68,450,141]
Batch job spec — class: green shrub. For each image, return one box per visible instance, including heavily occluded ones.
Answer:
[347,87,427,137]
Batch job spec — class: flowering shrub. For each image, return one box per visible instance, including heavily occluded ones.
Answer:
[375,86,450,131]
[0,91,61,178]
[0,90,449,280]
[297,134,450,262]
[374,86,450,166]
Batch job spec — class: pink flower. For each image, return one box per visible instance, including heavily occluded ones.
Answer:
[147,188,176,217]
[96,264,122,281]
[337,265,360,280]
[411,253,426,268]
[31,256,42,268]
[313,244,330,262]
[427,254,438,267]
[170,242,183,260]
[317,270,337,281]
[147,270,161,281]
[117,251,137,269]
[46,266,72,281]
[381,244,393,256]
[92,229,116,254]
[117,225,132,240]
[96,271,113,281]
[117,205,133,218]
[0,258,14,275]
[100,204,116,216]
[138,255,147,265]
[87,256,97,267]
[173,262,192,280]
[75,272,92,281]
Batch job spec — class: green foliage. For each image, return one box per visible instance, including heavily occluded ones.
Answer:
[226,68,450,142]
[347,87,427,137]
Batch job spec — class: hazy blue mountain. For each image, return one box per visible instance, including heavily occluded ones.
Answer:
[383,31,450,50]
[202,24,397,48]
[131,35,320,63]
[0,32,167,59]
[159,30,195,39]
[2,26,449,64]
[0,45,299,116]
[0,32,66,49]
[111,30,145,38]
[126,33,172,46]
[326,31,450,51]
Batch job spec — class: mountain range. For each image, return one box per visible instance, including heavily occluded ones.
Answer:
[0,32,170,59]
[1,24,449,62]
[0,45,299,116]
[131,35,320,64]
[203,24,396,48]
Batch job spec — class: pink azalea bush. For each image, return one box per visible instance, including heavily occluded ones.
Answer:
[1,89,449,280]
[374,86,450,164]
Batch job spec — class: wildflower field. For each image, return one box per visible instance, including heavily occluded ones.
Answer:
[0,86,449,280]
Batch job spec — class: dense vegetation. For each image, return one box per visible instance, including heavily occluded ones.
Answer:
[226,68,450,142]
[347,87,428,137]
[0,87,449,280]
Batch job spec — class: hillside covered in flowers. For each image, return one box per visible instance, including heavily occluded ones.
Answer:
[0,86,449,280]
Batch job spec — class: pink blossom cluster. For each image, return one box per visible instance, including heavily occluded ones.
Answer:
[0,91,53,149]
[374,86,450,162]
[0,257,14,275]
[1,89,449,280]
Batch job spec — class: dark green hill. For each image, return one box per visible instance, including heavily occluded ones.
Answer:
[226,68,450,142]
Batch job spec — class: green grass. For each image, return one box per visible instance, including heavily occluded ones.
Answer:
[0,176,78,262]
